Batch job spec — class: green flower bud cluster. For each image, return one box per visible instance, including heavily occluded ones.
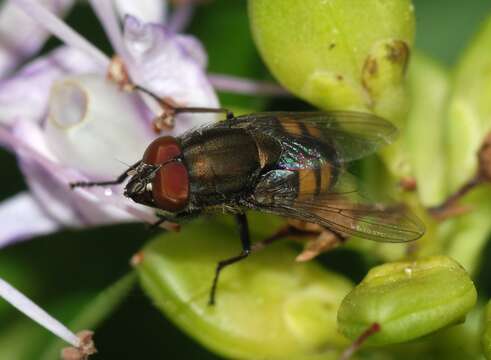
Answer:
[136,218,353,359]
[133,1,491,359]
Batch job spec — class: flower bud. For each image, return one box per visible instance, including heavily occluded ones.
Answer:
[135,218,353,359]
[249,0,414,120]
[338,256,477,345]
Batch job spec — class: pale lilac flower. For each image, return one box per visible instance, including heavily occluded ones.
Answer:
[167,1,194,33]
[0,0,218,248]
[0,0,218,350]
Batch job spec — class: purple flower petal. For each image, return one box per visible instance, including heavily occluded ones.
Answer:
[0,192,60,248]
[19,156,136,227]
[11,0,109,68]
[122,15,219,133]
[175,34,208,68]
[122,15,215,102]
[0,46,101,126]
[208,73,292,97]
[1,122,157,228]
[89,0,168,65]
[87,0,129,64]
[0,0,75,78]
[167,2,195,33]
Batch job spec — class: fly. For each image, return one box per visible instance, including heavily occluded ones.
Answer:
[70,87,425,305]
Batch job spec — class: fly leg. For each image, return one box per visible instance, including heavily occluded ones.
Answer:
[149,210,200,231]
[252,222,346,262]
[69,161,141,189]
[133,85,234,131]
[208,219,319,305]
[149,215,180,232]
[295,228,346,262]
[107,56,235,129]
[150,215,172,230]
[251,224,310,252]
[208,213,250,306]
[207,219,342,305]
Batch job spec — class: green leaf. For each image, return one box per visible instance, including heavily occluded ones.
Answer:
[404,52,450,206]
[446,14,491,192]
[413,0,491,65]
[483,301,491,359]
[136,217,353,359]
[338,256,477,345]
[445,187,491,274]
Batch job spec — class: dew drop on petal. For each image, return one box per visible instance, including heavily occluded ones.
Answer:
[124,15,154,55]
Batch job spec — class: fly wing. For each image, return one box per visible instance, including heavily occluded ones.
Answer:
[252,168,425,243]
[232,111,398,163]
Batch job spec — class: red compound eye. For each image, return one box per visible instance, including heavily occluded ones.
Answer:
[143,136,182,165]
[153,162,189,211]
[142,136,188,211]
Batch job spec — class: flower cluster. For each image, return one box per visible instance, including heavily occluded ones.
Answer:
[0,0,219,353]
[0,0,218,248]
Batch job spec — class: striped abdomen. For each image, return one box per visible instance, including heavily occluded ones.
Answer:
[254,147,338,206]
[274,115,340,197]
[296,162,335,196]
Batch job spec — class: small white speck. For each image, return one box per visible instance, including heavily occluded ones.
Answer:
[404,267,413,276]
[104,188,113,196]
